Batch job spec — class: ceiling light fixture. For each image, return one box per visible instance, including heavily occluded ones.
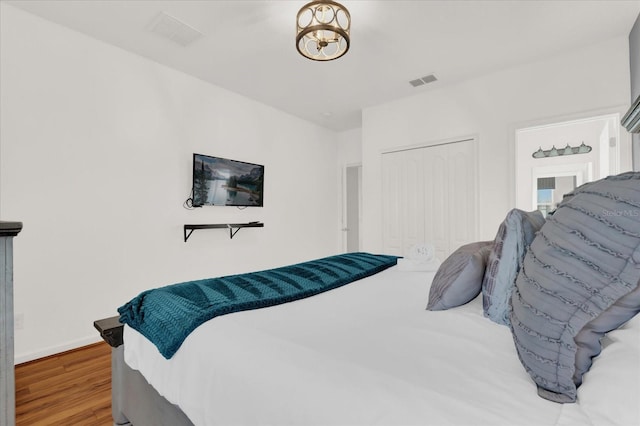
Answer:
[296,1,350,61]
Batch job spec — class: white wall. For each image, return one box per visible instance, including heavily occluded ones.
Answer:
[361,36,631,252]
[0,4,341,362]
[337,127,362,167]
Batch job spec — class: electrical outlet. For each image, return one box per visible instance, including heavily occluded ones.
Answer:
[14,313,24,330]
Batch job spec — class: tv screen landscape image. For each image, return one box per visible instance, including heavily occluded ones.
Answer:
[192,153,264,207]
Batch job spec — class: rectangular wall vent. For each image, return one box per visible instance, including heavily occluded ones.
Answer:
[149,12,203,47]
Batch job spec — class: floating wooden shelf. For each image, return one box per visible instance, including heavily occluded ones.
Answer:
[183,222,264,242]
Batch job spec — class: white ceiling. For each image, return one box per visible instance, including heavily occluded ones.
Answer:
[5,0,640,131]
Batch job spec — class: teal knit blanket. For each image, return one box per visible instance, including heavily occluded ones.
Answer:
[118,252,398,359]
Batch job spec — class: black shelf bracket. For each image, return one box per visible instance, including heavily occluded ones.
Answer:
[183,222,264,242]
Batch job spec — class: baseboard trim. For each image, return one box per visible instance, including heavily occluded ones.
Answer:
[14,335,103,365]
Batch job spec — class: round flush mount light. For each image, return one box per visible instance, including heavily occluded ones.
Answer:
[296,1,351,61]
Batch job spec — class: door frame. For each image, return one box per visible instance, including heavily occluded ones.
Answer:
[342,162,362,252]
[509,105,632,209]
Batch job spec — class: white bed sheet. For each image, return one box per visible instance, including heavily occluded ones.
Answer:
[123,266,640,426]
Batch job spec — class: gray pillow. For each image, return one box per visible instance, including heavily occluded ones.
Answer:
[510,172,640,403]
[573,281,640,387]
[482,209,545,326]
[427,241,492,311]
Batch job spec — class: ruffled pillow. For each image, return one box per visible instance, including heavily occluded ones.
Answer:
[482,209,545,325]
[427,241,492,311]
[510,172,640,403]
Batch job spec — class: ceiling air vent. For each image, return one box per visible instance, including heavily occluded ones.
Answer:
[409,74,438,88]
[148,12,203,47]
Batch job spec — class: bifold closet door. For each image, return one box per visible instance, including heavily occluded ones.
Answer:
[382,140,476,260]
[422,143,450,262]
[445,140,477,253]
[381,151,405,256]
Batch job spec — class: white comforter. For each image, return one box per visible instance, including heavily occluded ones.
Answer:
[124,266,640,426]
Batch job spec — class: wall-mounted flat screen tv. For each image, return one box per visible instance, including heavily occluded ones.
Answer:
[192,153,264,207]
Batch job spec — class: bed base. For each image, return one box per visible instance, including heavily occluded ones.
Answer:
[95,317,194,426]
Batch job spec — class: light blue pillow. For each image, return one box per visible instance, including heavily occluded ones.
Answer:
[510,172,640,403]
[427,241,492,311]
[482,209,545,325]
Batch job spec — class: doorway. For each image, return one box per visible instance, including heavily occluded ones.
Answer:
[343,164,361,252]
[515,112,631,212]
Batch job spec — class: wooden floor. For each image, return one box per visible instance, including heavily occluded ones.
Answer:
[15,342,112,426]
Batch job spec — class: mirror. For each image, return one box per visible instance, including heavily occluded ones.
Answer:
[536,175,577,217]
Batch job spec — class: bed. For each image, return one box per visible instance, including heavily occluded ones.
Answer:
[95,173,640,426]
